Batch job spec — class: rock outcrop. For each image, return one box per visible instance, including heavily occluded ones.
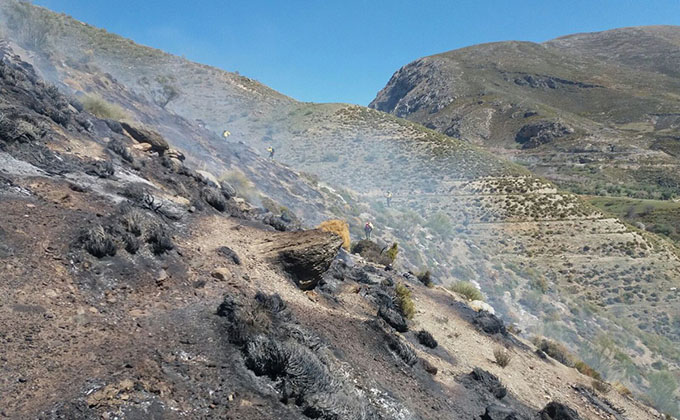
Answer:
[120,122,169,154]
[515,121,574,149]
[266,229,343,290]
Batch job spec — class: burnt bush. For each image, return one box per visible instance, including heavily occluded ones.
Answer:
[474,311,507,336]
[416,270,433,287]
[467,368,507,399]
[385,332,417,366]
[416,330,438,349]
[216,292,369,419]
[80,225,116,258]
[378,305,408,332]
[220,181,237,199]
[351,240,392,266]
[539,402,582,420]
[121,183,147,203]
[119,206,147,237]
[122,233,140,254]
[146,225,174,255]
[86,160,114,178]
[107,138,134,163]
[202,187,227,212]
[0,113,40,144]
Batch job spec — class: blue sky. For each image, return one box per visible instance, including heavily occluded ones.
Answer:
[34,0,680,105]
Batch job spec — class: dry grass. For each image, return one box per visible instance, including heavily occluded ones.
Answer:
[318,220,351,250]
[592,380,611,394]
[494,347,512,367]
[82,95,129,120]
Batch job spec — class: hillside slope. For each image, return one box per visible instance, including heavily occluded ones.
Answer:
[370,26,680,202]
[1,40,666,420]
[0,2,679,414]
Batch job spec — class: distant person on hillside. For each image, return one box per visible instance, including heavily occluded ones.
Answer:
[385,191,393,207]
[364,221,374,240]
[267,146,275,159]
[222,130,231,139]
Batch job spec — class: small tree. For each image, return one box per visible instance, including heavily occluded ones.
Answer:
[385,242,398,263]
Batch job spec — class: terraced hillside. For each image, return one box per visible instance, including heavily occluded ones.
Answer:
[370,26,680,202]
[1,1,679,412]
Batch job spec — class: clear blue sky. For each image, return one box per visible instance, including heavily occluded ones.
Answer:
[34,0,680,105]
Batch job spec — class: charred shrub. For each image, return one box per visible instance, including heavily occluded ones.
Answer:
[202,187,227,212]
[147,225,174,255]
[416,270,433,287]
[416,330,438,349]
[123,233,140,254]
[107,138,134,163]
[539,402,582,420]
[119,206,147,237]
[350,240,393,266]
[81,225,116,258]
[385,332,417,366]
[216,292,368,419]
[86,160,114,178]
[467,368,507,399]
[0,113,39,143]
[220,181,237,199]
[121,183,147,203]
[378,305,408,332]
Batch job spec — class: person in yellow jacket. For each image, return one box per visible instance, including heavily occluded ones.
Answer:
[267,146,275,159]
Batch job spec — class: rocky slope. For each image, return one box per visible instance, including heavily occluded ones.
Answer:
[1,40,666,420]
[0,1,679,414]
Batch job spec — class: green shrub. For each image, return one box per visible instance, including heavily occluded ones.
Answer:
[450,281,483,301]
[82,95,129,120]
[385,242,398,263]
[395,283,415,320]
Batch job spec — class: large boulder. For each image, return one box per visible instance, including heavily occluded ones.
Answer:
[120,122,169,155]
[266,230,343,290]
[539,402,582,420]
